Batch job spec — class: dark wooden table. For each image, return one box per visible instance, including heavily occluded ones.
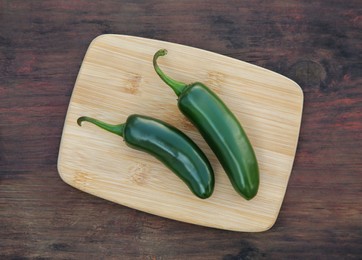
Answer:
[1,1,361,259]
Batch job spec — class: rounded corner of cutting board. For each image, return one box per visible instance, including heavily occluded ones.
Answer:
[291,80,304,104]
[259,216,279,232]
[57,148,71,187]
[89,33,113,45]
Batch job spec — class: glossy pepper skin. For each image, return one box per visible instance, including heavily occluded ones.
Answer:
[77,114,214,199]
[153,49,259,200]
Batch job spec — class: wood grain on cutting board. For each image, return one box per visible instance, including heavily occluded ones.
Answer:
[57,34,303,232]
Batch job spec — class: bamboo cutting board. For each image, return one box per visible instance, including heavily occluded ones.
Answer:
[57,34,303,232]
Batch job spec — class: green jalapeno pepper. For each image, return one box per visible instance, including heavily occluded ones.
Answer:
[77,114,214,199]
[153,49,259,200]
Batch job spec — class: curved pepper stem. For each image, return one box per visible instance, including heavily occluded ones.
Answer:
[77,116,125,137]
[153,49,188,97]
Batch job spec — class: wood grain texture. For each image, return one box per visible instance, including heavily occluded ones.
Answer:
[1,0,361,259]
[57,35,303,232]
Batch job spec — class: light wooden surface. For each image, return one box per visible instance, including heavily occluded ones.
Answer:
[57,34,303,232]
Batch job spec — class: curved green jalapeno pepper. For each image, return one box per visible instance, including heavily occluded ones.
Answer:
[77,114,214,199]
[153,49,259,200]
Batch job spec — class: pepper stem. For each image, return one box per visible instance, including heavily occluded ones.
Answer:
[153,49,188,97]
[77,116,125,137]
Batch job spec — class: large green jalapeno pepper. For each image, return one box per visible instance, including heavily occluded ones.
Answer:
[153,49,259,200]
[77,114,214,199]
